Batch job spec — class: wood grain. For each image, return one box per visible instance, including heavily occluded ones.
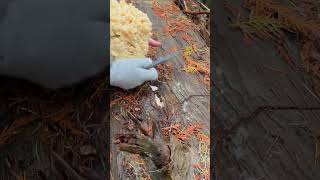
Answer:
[213,0,320,179]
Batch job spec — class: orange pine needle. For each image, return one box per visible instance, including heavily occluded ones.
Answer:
[180,32,194,44]
[169,46,177,52]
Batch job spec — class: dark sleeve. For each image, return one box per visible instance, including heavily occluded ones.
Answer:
[0,0,109,89]
[85,0,109,22]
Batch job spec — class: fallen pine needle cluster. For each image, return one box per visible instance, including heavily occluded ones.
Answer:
[183,46,210,86]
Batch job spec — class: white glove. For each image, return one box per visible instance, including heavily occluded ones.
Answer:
[110,58,158,90]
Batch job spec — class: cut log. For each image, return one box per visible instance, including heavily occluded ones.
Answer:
[111,0,210,179]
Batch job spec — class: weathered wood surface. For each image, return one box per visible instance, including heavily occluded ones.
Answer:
[110,0,210,179]
[213,0,320,180]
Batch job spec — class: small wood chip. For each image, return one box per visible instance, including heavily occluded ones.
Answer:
[155,94,164,108]
[150,85,159,91]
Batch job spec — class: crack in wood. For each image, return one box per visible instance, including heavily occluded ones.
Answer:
[223,106,320,138]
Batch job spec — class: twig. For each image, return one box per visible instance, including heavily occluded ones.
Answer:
[31,122,43,135]
[17,107,38,115]
[35,140,40,161]
[182,0,188,11]
[183,10,210,15]
[51,151,86,180]
[126,111,150,137]
[194,0,210,11]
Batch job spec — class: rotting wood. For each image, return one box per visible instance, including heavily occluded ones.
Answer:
[111,0,210,179]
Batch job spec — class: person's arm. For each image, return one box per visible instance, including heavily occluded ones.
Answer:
[0,0,160,90]
[0,0,108,89]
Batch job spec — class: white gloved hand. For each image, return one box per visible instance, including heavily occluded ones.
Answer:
[110,58,158,90]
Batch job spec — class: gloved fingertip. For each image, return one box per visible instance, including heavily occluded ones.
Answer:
[146,68,158,81]
[145,58,152,63]
[138,58,152,67]
[114,58,153,68]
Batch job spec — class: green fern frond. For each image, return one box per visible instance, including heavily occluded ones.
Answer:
[230,16,285,40]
